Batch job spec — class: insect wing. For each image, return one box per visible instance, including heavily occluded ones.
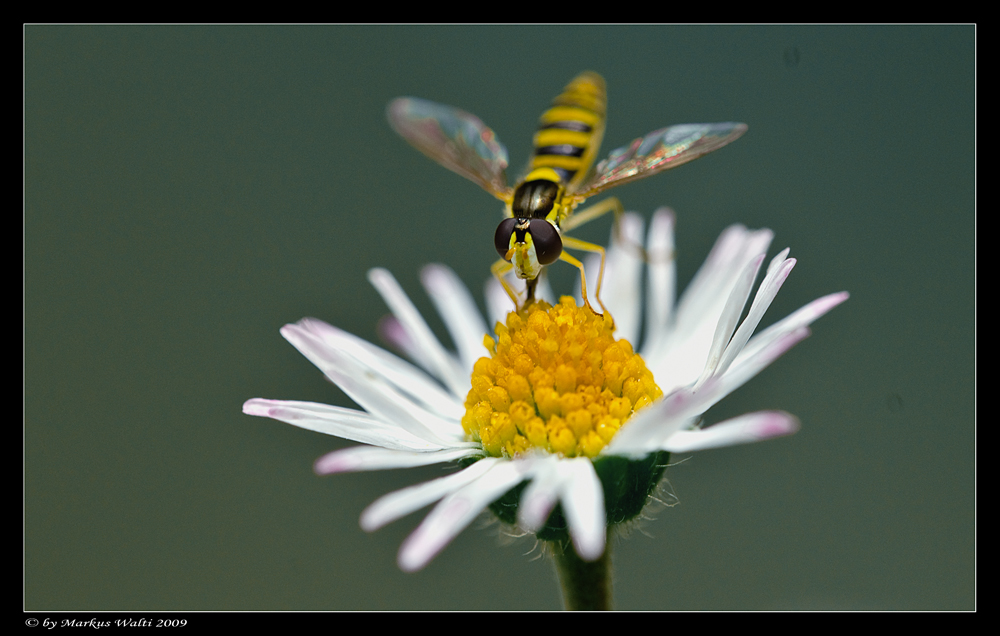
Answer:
[575,122,748,198]
[387,97,512,201]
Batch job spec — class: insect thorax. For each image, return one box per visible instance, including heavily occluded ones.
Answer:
[511,165,570,224]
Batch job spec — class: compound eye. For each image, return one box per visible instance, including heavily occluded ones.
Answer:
[529,219,562,265]
[495,218,518,259]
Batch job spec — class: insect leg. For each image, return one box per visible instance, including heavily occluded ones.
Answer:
[563,195,647,261]
[558,239,611,322]
[491,258,522,309]
[560,196,623,233]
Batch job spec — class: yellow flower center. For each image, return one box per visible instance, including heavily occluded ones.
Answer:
[462,297,663,459]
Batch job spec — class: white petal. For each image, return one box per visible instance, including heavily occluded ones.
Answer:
[243,398,450,451]
[646,226,774,393]
[661,411,800,453]
[697,253,765,386]
[534,274,556,305]
[281,322,462,447]
[485,276,516,328]
[359,458,497,531]
[613,325,806,455]
[579,213,644,344]
[700,327,813,416]
[673,225,773,339]
[766,247,791,277]
[484,270,555,329]
[375,315,424,373]
[314,445,480,475]
[368,268,469,397]
[714,254,796,377]
[421,264,490,374]
[737,291,850,365]
[641,329,811,454]
[642,208,676,355]
[517,456,562,532]
[297,317,465,420]
[559,458,606,561]
[397,459,527,572]
[604,384,702,457]
[517,457,606,560]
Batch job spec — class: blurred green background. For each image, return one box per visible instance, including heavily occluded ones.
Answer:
[25,26,974,610]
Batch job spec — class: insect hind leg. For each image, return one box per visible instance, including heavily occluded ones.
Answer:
[563,196,648,262]
[559,237,612,325]
[561,196,623,233]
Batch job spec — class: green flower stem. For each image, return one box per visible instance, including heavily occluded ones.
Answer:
[551,535,612,611]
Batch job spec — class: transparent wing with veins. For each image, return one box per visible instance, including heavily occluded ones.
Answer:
[387,97,513,202]
[573,122,748,200]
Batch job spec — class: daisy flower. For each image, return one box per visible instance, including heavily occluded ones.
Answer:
[243,208,848,583]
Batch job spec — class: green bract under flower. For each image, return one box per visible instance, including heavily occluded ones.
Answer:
[484,450,671,543]
[462,297,663,459]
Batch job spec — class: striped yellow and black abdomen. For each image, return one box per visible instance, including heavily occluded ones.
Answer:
[530,72,607,191]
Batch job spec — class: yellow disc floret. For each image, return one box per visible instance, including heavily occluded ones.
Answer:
[462,297,662,459]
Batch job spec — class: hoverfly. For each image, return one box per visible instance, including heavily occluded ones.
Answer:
[388,72,747,314]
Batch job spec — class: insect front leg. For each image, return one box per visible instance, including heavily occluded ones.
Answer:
[491,258,524,310]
